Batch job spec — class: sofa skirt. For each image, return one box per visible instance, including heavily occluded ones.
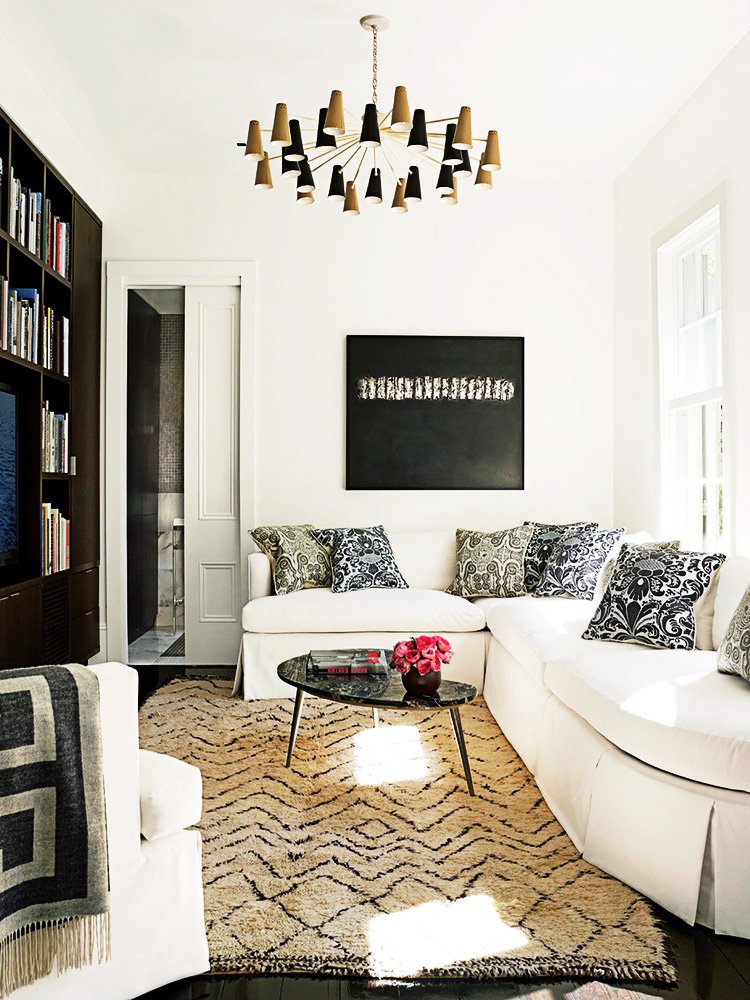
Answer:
[234,630,489,700]
[484,637,750,938]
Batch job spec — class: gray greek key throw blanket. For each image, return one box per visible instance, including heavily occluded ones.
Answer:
[0,665,110,998]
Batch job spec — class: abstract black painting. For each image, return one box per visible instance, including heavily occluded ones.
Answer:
[346,335,524,490]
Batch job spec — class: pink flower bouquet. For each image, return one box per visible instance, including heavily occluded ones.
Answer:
[391,635,453,676]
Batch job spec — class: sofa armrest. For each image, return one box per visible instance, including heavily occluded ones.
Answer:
[248,551,273,600]
[139,749,202,841]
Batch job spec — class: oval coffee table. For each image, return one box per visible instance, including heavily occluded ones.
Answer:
[277,655,478,795]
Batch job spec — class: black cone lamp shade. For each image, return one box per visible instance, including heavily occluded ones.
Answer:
[281,148,301,178]
[328,164,346,202]
[296,157,315,194]
[442,122,462,166]
[404,165,422,202]
[359,103,381,148]
[454,148,472,178]
[408,109,428,153]
[315,107,337,154]
[287,119,306,162]
[365,167,383,203]
[436,163,454,195]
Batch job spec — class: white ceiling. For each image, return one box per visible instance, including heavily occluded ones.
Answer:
[2,0,750,181]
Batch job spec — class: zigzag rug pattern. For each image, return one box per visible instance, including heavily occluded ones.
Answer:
[139,677,675,983]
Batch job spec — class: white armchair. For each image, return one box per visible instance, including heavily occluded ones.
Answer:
[11,663,209,1000]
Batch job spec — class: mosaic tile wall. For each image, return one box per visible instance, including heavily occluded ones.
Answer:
[158,314,184,493]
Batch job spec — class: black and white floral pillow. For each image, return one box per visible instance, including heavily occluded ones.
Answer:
[584,544,726,650]
[312,526,408,594]
[523,521,598,592]
[535,526,624,600]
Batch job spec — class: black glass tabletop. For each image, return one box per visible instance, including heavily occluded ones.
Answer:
[277,655,477,711]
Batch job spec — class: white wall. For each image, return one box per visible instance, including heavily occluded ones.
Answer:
[104,173,615,533]
[613,32,750,553]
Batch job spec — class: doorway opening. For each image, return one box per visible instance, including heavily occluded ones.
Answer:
[126,287,186,665]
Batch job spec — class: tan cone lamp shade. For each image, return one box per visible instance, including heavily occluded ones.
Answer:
[270,103,292,147]
[324,90,346,136]
[244,120,264,160]
[484,130,501,170]
[343,180,360,215]
[441,178,458,204]
[391,86,411,132]
[475,153,492,189]
[453,106,473,150]
[391,177,408,213]
[254,153,273,189]
[296,191,314,205]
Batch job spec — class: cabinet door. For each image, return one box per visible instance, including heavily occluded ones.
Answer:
[70,200,102,570]
[0,585,42,667]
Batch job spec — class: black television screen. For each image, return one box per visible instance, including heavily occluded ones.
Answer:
[0,383,18,567]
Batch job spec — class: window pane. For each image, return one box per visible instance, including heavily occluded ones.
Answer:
[702,238,720,314]
[680,251,700,326]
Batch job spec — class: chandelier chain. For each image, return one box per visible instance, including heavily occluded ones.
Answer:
[371,26,378,108]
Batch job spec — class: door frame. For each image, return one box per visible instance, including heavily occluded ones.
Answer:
[103,260,256,664]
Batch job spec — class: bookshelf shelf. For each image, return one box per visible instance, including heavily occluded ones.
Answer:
[0,104,101,669]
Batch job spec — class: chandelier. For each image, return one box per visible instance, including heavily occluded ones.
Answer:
[240,14,501,214]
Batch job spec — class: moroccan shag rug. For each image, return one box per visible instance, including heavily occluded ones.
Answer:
[139,677,675,984]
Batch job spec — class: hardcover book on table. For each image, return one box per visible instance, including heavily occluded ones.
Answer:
[307,648,390,676]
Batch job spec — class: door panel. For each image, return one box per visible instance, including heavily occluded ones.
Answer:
[184,285,241,664]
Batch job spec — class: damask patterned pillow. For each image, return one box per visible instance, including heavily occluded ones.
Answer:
[596,539,681,602]
[446,524,533,599]
[535,526,625,600]
[311,526,408,594]
[583,544,726,650]
[523,521,598,592]
[717,584,750,682]
[250,524,332,596]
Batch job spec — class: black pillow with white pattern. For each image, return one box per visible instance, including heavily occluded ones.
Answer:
[523,521,598,592]
[535,526,625,600]
[583,543,726,650]
[312,525,408,594]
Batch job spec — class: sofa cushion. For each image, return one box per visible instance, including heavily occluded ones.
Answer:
[389,531,457,590]
[545,644,750,793]
[475,595,593,682]
[312,526,408,593]
[447,524,533,598]
[139,749,203,841]
[242,587,486,634]
[713,556,750,648]
[583,545,726,651]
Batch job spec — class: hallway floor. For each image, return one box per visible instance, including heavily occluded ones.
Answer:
[128,628,187,666]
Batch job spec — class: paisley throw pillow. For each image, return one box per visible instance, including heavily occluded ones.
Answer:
[311,526,408,594]
[447,524,533,599]
[535,526,625,600]
[251,524,332,596]
[717,584,750,682]
[524,521,598,592]
[583,544,726,650]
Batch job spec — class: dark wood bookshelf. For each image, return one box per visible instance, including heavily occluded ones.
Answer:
[0,104,101,668]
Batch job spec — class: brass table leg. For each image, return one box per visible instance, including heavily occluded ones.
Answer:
[285,689,305,767]
[449,707,475,796]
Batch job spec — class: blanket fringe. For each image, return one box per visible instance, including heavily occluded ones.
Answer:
[0,912,110,999]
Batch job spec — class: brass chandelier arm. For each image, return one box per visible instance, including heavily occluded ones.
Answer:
[352,148,369,182]
[378,140,399,182]
[310,136,362,173]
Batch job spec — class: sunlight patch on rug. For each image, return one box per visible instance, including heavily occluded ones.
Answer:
[354,724,428,785]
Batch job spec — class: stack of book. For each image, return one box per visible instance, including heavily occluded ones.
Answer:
[2,287,40,363]
[9,169,43,255]
[42,306,69,375]
[42,402,69,473]
[41,503,70,575]
[43,201,70,279]
[307,648,390,676]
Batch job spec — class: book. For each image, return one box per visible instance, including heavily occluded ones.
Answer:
[41,502,70,574]
[307,648,390,676]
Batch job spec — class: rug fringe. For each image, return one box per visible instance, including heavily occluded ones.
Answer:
[0,912,110,998]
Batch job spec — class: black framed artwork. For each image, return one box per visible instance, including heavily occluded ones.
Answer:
[346,335,524,490]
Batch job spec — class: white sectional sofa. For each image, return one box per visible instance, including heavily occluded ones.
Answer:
[233,530,750,938]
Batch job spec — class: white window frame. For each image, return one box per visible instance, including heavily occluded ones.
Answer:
[656,205,726,551]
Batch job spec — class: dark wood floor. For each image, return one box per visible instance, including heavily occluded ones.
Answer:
[133,665,750,1000]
